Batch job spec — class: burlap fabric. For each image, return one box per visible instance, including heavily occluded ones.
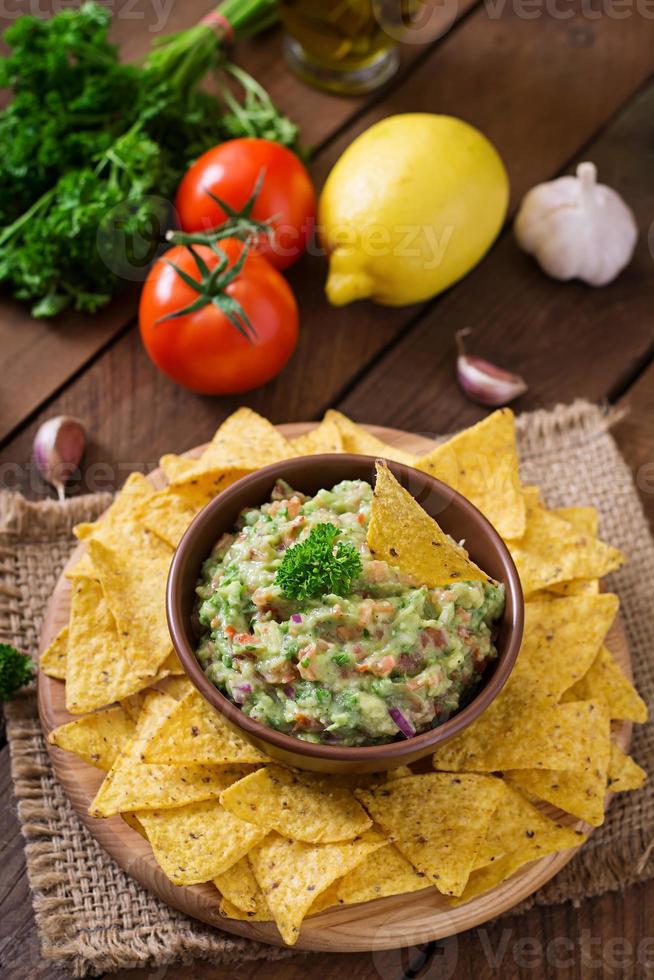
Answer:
[1,401,652,976]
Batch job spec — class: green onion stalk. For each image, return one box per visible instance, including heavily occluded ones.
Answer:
[145,0,279,95]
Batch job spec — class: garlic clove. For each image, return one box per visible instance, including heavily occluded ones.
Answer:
[33,416,86,502]
[455,329,527,407]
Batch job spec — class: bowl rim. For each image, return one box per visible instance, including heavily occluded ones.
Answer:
[167,453,524,764]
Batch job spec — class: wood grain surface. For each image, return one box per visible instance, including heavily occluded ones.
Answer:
[1,0,653,976]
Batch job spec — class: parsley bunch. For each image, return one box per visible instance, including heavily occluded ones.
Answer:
[0,3,299,318]
[276,524,363,601]
[0,644,33,701]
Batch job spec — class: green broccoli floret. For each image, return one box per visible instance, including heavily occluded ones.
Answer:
[0,644,34,700]
[275,523,362,601]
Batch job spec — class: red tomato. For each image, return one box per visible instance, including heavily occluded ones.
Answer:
[174,139,316,270]
[139,239,298,395]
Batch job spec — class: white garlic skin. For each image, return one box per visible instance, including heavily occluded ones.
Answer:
[33,416,86,502]
[514,162,638,287]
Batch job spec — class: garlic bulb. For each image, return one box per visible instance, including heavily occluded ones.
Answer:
[514,162,637,286]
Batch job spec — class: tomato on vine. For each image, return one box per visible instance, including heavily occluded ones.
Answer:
[174,138,316,270]
[139,238,298,395]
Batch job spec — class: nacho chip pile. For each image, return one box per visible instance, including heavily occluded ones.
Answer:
[43,406,647,946]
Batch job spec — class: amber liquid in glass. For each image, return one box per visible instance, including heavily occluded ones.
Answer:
[279,1,417,94]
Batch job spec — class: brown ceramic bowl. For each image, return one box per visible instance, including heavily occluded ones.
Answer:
[167,455,523,774]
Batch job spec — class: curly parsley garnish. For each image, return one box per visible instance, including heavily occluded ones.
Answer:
[275,523,362,600]
[0,644,33,700]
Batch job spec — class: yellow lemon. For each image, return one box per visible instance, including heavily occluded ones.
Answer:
[319,114,509,306]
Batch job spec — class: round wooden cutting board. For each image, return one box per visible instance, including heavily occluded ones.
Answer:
[37,423,632,952]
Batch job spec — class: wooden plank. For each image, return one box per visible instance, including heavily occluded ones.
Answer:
[0,745,70,980]
[338,76,654,435]
[0,0,446,445]
[113,950,423,980]
[2,10,654,495]
[614,360,654,532]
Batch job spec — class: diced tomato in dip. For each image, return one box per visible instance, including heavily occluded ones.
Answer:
[195,479,505,746]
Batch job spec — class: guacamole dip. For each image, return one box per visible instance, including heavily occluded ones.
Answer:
[195,479,505,746]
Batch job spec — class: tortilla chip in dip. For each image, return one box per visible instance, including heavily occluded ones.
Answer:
[368,461,490,587]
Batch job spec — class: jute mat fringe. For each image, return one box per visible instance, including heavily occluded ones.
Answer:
[1,401,652,974]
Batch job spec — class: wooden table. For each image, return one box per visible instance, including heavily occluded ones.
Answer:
[1,2,653,977]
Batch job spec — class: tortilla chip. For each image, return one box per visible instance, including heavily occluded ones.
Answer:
[291,418,344,455]
[513,594,619,700]
[505,702,611,827]
[552,506,599,538]
[48,705,135,771]
[137,797,267,885]
[89,692,247,817]
[141,688,267,765]
[607,743,647,792]
[121,812,147,839]
[65,553,97,581]
[134,487,200,549]
[249,830,386,944]
[355,773,504,897]
[507,769,607,827]
[220,897,272,921]
[88,525,173,678]
[40,626,68,680]
[65,577,173,714]
[157,675,193,701]
[329,766,413,793]
[473,781,585,870]
[507,496,623,596]
[432,697,605,773]
[323,410,413,465]
[545,579,600,598]
[368,462,490,587]
[564,646,647,723]
[219,765,372,843]
[162,408,296,489]
[74,472,155,542]
[451,783,585,905]
[214,856,271,917]
[334,844,428,905]
[414,409,526,540]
